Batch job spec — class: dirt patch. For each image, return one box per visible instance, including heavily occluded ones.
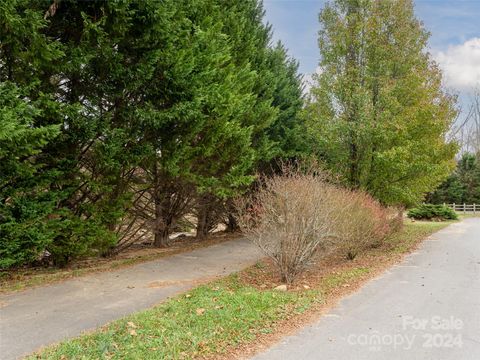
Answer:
[147,280,193,288]
[146,276,219,289]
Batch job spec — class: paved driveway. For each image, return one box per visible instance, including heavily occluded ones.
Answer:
[253,218,480,360]
[0,238,261,360]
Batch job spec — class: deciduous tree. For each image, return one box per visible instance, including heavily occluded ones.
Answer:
[306,0,457,206]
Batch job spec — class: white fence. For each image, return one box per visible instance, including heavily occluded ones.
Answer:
[444,203,478,214]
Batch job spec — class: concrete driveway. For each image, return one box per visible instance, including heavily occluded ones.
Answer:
[253,218,480,360]
[0,238,261,360]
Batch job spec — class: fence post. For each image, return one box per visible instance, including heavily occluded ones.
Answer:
[453,203,455,212]
[474,203,476,215]
[463,203,466,214]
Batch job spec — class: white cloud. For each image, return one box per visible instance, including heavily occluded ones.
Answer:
[434,38,480,91]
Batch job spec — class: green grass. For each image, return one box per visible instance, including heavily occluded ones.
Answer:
[321,267,370,292]
[28,275,319,360]
[385,221,454,254]
[458,213,480,219]
[27,220,457,359]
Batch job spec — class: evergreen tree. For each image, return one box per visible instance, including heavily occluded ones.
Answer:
[458,153,480,204]
[220,0,278,162]
[0,83,60,268]
[0,0,64,267]
[428,153,480,204]
[34,0,161,263]
[194,1,306,238]
[0,0,306,264]
[427,175,464,204]
[117,0,259,246]
[266,42,306,161]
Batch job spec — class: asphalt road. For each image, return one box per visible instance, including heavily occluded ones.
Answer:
[253,217,480,360]
[0,238,261,360]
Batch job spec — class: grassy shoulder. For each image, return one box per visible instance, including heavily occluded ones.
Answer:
[28,220,454,360]
[0,233,236,295]
[383,219,455,254]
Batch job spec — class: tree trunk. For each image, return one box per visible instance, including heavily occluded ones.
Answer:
[196,203,209,240]
[153,196,170,247]
[226,213,239,232]
[349,139,359,187]
[153,229,170,247]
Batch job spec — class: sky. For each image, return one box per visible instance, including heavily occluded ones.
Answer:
[263,0,480,109]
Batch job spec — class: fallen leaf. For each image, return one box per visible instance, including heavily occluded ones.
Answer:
[127,321,137,328]
[129,329,137,336]
[196,308,206,315]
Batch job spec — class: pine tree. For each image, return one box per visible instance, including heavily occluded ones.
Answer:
[429,153,480,204]
[427,174,464,204]
[458,153,480,204]
[219,0,278,162]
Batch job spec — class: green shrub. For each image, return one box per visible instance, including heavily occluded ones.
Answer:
[407,204,458,221]
[0,194,118,269]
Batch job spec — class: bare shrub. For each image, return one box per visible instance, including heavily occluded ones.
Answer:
[337,191,396,260]
[388,207,405,233]
[236,169,343,284]
[236,165,403,283]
